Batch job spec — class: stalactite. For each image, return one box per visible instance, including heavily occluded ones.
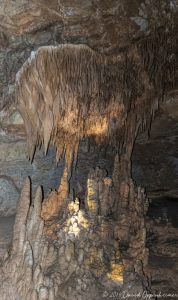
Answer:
[16,43,163,167]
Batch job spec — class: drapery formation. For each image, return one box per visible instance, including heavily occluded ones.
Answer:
[15,43,157,165]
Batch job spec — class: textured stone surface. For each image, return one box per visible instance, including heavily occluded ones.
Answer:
[0,216,14,258]
[0,134,115,216]
[0,136,64,216]
[0,163,149,300]
[0,1,178,299]
[0,177,19,216]
[132,99,178,199]
[146,198,178,295]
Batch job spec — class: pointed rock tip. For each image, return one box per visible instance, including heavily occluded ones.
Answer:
[35,185,43,199]
[24,176,31,187]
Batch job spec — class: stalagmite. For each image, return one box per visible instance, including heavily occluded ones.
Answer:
[12,177,31,254]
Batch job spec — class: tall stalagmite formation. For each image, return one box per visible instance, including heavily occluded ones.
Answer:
[0,28,178,299]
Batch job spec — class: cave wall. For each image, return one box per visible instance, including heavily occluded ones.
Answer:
[0,21,64,216]
[132,99,178,200]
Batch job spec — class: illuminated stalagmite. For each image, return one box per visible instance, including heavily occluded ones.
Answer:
[0,33,177,299]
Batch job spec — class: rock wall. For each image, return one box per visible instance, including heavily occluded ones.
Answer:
[0,20,64,216]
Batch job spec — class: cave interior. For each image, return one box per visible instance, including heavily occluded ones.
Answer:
[0,1,178,300]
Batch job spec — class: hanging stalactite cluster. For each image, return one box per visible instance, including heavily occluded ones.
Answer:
[138,27,178,93]
[16,27,178,166]
[16,45,124,165]
[15,45,149,165]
